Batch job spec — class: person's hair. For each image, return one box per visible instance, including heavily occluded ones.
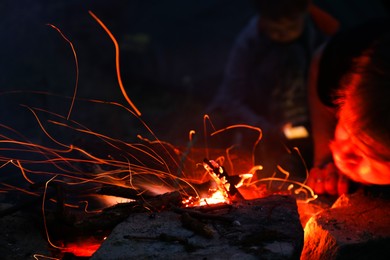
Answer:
[251,0,310,20]
[337,32,390,151]
[318,19,390,107]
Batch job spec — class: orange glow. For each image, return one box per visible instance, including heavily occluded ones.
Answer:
[59,237,106,257]
[184,186,230,207]
[330,101,390,185]
[198,189,230,206]
[183,190,231,207]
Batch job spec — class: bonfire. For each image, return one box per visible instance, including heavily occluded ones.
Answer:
[0,11,318,259]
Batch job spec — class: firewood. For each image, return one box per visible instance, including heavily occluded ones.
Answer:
[97,185,153,199]
[74,191,182,231]
[180,212,215,238]
[198,202,233,213]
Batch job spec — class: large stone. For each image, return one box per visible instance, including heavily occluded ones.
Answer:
[0,203,51,259]
[92,195,303,259]
[301,189,390,259]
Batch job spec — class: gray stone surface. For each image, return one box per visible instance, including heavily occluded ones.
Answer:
[92,195,303,259]
[301,190,390,259]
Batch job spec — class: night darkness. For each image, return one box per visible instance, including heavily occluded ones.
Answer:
[1,0,387,146]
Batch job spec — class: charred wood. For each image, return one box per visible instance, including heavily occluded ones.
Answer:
[180,212,215,238]
[74,191,182,231]
[97,185,154,200]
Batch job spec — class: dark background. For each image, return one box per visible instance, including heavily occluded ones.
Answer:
[0,0,388,147]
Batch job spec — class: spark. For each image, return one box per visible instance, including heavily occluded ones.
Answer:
[33,254,60,260]
[251,177,318,203]
[42,175,64,250]
[189,130,196,142]
[203,114,217,159]
[15,159,34,184]
[47,24,79,121]
[211,124,263,166]
[88,10,142,117]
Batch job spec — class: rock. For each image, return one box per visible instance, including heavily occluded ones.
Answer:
[0,203,51,259]
[301,189,390,259]
[92,194,303,259]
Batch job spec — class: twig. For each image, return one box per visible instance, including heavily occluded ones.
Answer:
[75,191,182,231]
[98,185,153,199]
[181,212,214,238]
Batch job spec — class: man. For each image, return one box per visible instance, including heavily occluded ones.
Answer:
[208,0,338,175]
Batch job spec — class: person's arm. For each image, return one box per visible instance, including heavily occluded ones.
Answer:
[308,3,340,36]
[306,43,350,195]
[307,43,337,168]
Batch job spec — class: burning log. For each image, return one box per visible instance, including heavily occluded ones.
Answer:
[203,158,243,199]
[74,191,182,231]
[97,185,154,200]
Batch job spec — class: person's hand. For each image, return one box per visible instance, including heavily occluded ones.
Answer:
[307,162,350,196]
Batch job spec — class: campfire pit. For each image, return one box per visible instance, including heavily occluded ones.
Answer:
[91,194,304,259]
[0,7,348,260]
[0,132,315,259]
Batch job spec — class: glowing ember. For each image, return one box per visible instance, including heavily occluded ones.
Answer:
[58,237,107,258]
[182,190,231,208]
[98,195,135,207]
[200,189,229,205]
[181,160,233,207]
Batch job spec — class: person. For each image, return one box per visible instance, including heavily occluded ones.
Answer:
[307,19,390,196]
[207,0,339,175]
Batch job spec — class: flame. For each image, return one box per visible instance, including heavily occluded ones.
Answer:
[182,190,230,207]
[199,189,230,206]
